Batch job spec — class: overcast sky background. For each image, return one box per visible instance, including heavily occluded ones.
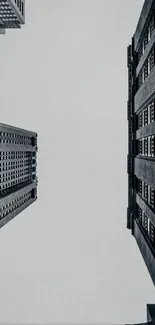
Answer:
[0,0,155,324]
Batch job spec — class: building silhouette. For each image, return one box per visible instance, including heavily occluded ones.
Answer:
[127,0,155,285]
[0,0,25,34]
[0,123,38,230]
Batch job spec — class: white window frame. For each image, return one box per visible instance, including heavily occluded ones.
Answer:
[142,111,144,127]
[148,56,151,74]
[142,138,144,155]
[147,216,149,232]
[151,136,154,157]
[142,181,144,198]
[142,41,145,55]
[139,139,142,154]
[148,185,151,204]
[148,136,151,156]
[148,105,150,124]
[148,25,151,42]
[142,68,145,84]
[142,210,145,225]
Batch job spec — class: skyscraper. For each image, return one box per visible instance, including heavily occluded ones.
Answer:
[127,0,155,285]
[0,122,38,230]
[0,0,25,34]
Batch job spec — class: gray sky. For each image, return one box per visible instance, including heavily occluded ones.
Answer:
[0,0,154,324]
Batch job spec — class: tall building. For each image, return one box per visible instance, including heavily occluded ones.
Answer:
[127,0,155,285]
[0,0,25,34]
[0,122,38,230]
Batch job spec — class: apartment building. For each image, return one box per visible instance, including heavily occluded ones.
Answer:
[0,122,38,229]
[127,0,155,285]
[0,0,25,34]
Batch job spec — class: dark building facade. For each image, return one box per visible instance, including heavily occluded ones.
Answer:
[0,123,38,230]
[0,0,25,34]
[127,304,155,325]
[133,304,155,325]
[127,0,155,285]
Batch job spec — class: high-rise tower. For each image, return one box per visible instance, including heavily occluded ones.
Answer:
[0,123,38,229]
[127,0,155,285]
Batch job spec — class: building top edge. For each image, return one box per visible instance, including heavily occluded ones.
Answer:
[0,123,37,136]
[134,0,154,51]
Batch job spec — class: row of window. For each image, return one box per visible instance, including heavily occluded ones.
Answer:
[14,0,24,16]
[0,167,32,177]
[0,175,33,187]
[0,161,34,172]
[138,13,155,63]
[0,176,33,191]
[0,179,33,198]
[0,151,34,160]
[0,190,32,220]
[0,133,32,145]
[128,64,132,102]
[0,132,36,146]
[0,191,31,212]
[0,159,32,165]
[137,205,155,243]
[0,169,33,184]
[137,136,155,156]
[137,178,155,210]
[137,101,155,129]
[0,1,18,21]
[138,46,155,89]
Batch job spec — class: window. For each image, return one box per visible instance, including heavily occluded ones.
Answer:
[142,68,145,84]
[144,32,148,51]
[144,183,148,201]
[144,108,148,126]
[142,181,144,198]
[22,2,24,16]
[144,214,148,231]
[144,137,148,156]
[150,188,155,209]
[142,138,144,155]
[138,71,143,88]
[142,210,145,226]
[142,110,145,127]
[148,104,151,124]
[150,13,155,37]
[149,221,155,243]
[138,112,142,128]
[144,60,149,80]
[148,185,151,204]
[149,47,155,70]
[151,136,155,156]
[148,137,151,156]
[148,25,151,42]
[138,43,143,62]
[148,55,151,74]
[150,101,155,122]
[138,206,142,223]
